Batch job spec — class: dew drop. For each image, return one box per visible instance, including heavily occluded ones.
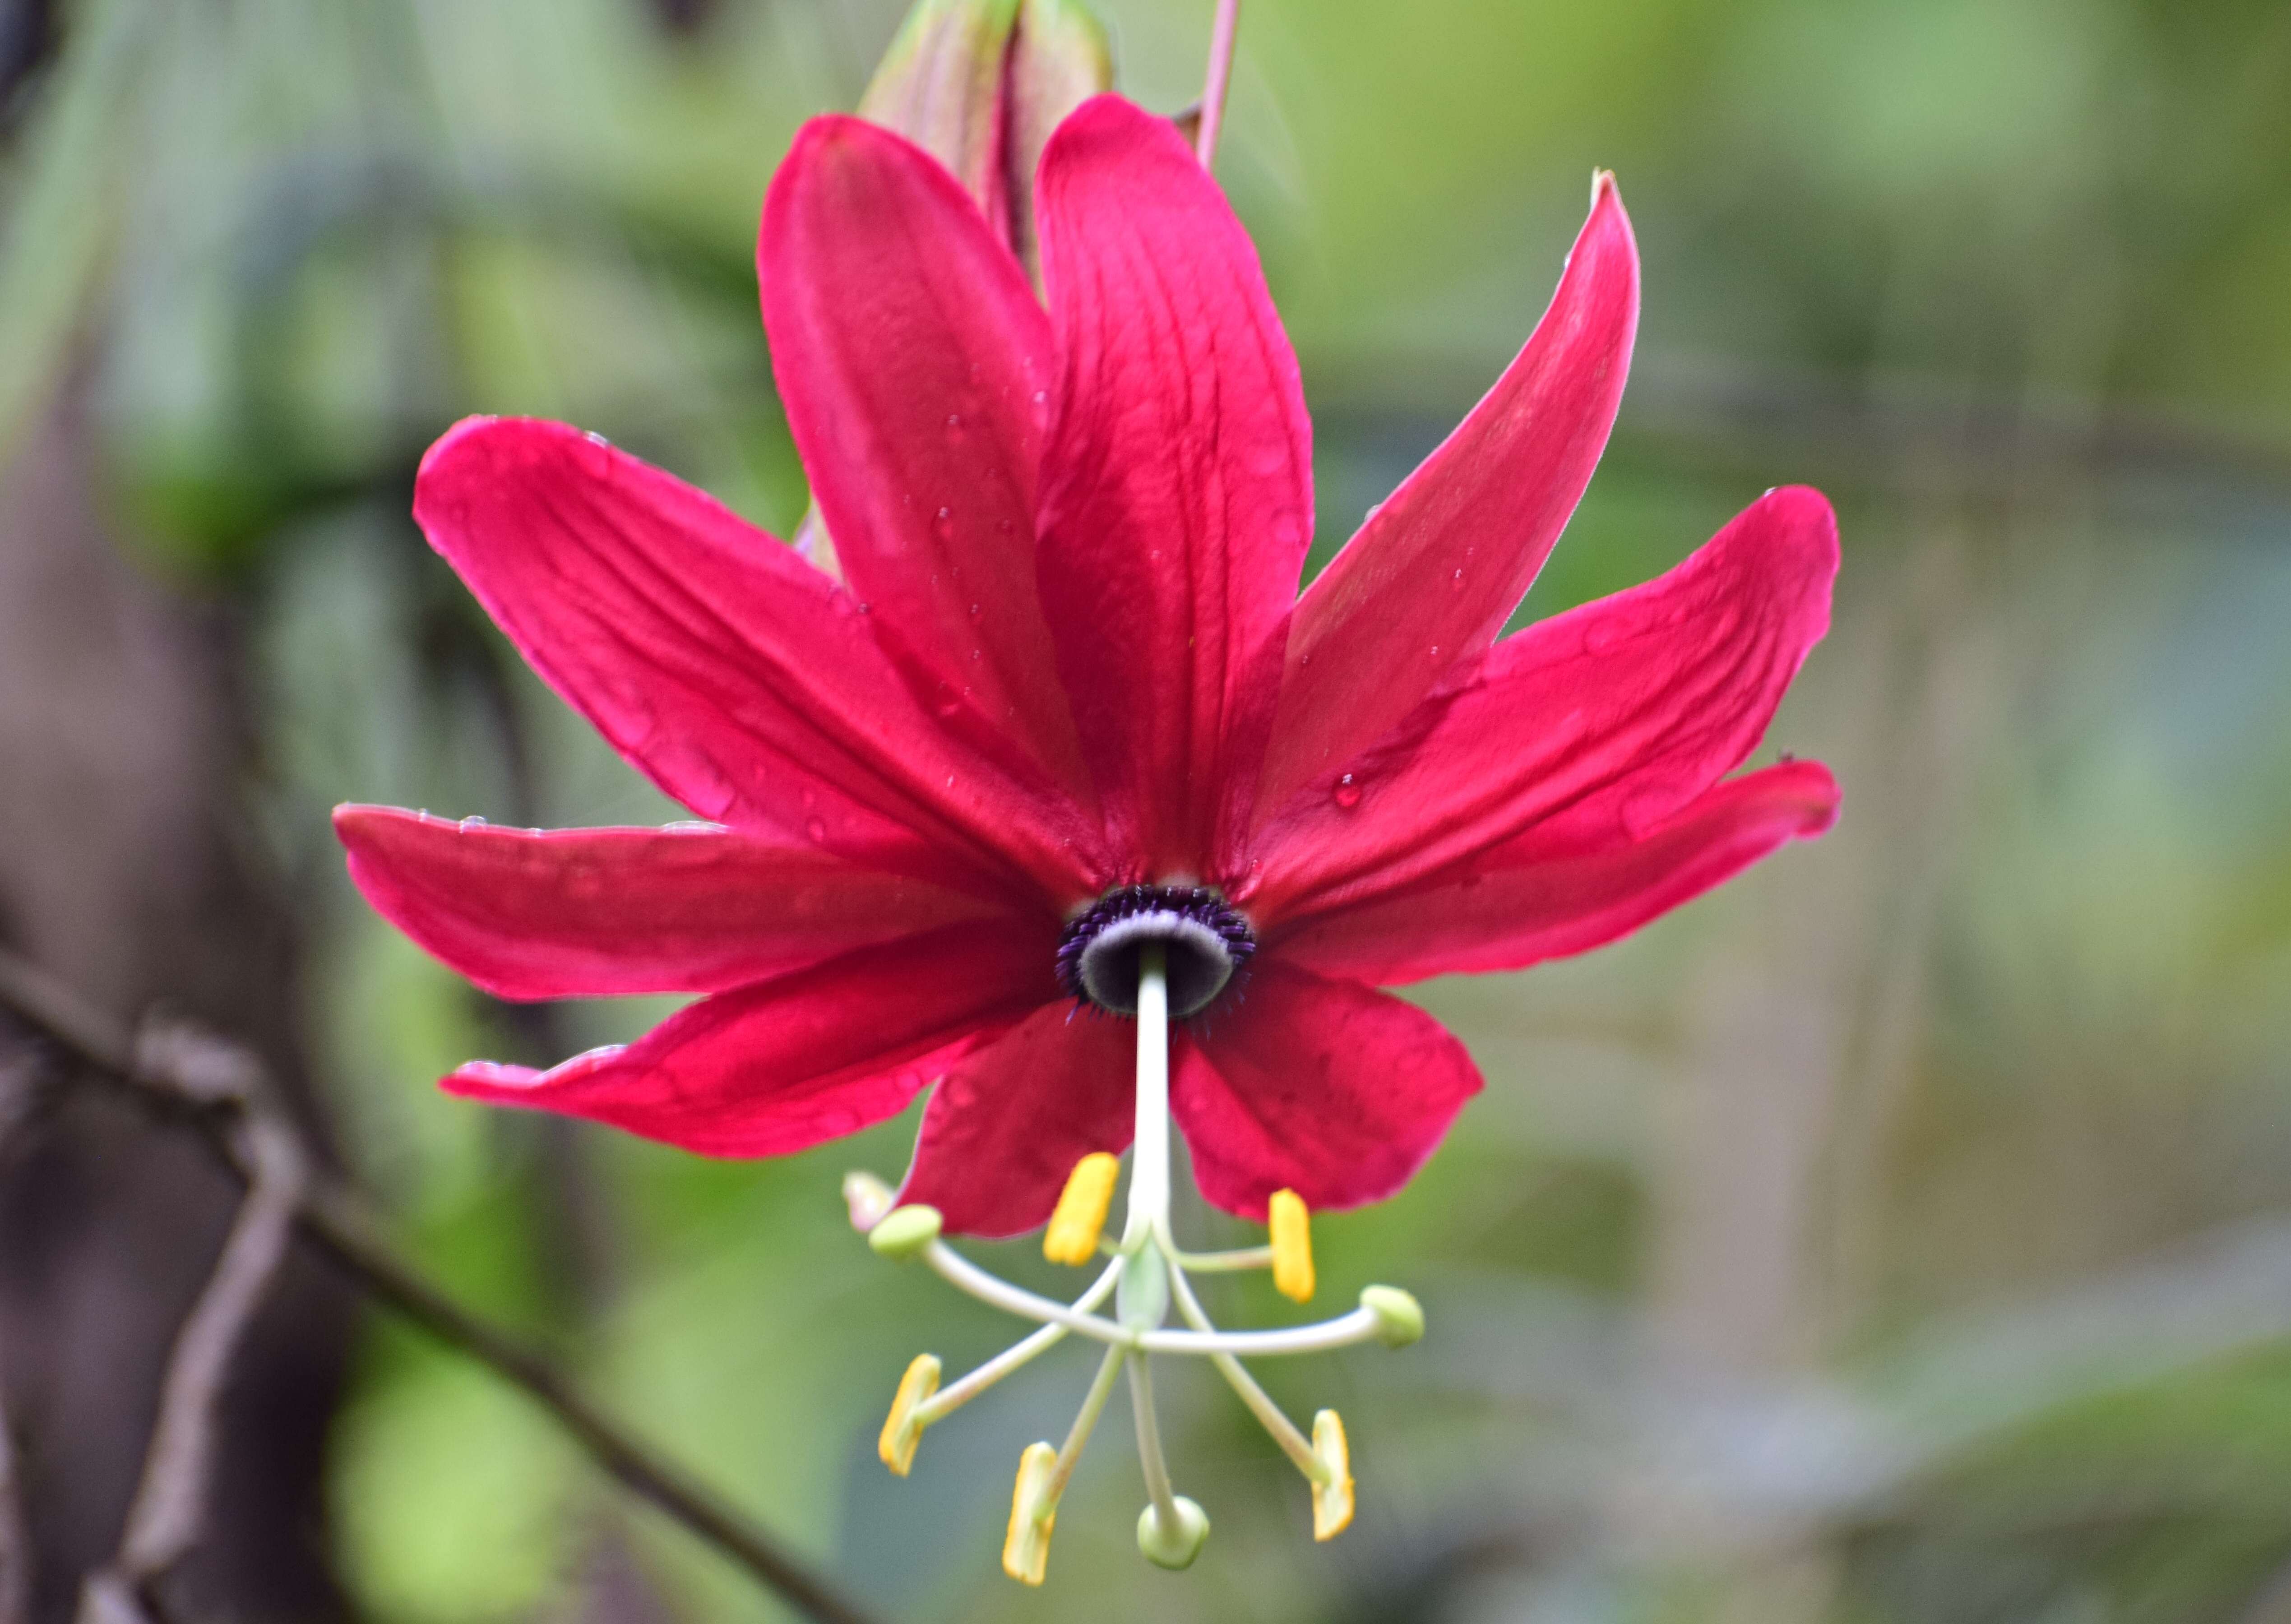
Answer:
[1031,389,1049,406]
[968,602,981,617]
[1451,568,1464,587]
[458,815,489,832]
[565,865,605,900]
[944,413,966,444]
[933,506,954,540]
[1332,773,1362,810]
[805,817,828,843]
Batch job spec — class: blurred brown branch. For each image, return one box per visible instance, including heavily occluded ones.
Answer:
[75,1035,302,1624]
[0,948,879,1624]
[0,1366,26,1624]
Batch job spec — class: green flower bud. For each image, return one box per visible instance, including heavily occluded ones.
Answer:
[859,0,1111,283]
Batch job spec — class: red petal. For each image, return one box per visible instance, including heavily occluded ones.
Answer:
[335,804,1010,1002]
[897,1002,1134,1237]
[1033,95,1314,876]
[759,118,1089,798]
[1245,486,1838,922]
[412,416,1108,904]
[440,921,1055,1157]
[1172,962,1483,1220]
[1276,760,1839,984]
[1258,176,1639,811]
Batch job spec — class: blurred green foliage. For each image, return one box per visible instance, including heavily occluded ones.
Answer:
[5,0,2290,1619]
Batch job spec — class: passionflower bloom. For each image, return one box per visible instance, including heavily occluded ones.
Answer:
[338,93,1837,1236]
[339,88,1840,1576]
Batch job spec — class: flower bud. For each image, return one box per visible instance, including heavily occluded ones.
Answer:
[867,1203,944,1260]
[1359,1284,1426,1348]
[1136,1494,1210,1569]
[858,0,1111,283]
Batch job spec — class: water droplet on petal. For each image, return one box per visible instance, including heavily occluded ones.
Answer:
[1451,568,1464,587]
[933,506,954,540]
[968,602,981,617]
[1332,774,1362,810]
[944,413,966,444]
[805,817,828,843]
[458,815,489,832]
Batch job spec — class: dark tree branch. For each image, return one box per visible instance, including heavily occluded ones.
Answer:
[0,1268,28,1624]
[76,1038,303,1624]
[0,1045,37,1624]
[0,949,877,1624]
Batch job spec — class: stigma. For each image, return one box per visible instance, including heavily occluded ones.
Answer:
[1057,885,1255,1018]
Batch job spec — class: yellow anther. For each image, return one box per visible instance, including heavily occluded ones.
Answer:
[877,1354,940,1476]
[1043,1151,1120,1265]
[1001,1441,1060,1585]
[1268,1188,1315,1302]
[1310,1409,1354,1541]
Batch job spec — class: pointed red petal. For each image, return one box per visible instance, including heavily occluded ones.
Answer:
[1172,962,1483,1220]
[896,1001,1134,1237]
[1276,761,1839,983]
[1259,176,1639,812]
[440,922,1055,1157]
[1245,486,1837,922]
[335,804,1011,1001]
[760,117,1090,799]
[412,416,1108,903]
[1034,95,1314,875]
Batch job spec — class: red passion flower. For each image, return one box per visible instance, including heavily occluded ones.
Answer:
[336,94,1840,1238]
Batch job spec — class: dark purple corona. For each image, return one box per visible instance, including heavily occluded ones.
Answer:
[1057,885,1256,1019]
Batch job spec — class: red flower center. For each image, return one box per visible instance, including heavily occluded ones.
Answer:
[1057,886,1255,1019]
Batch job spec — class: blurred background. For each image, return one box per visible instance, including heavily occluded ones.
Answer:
[1,0,2288,1619]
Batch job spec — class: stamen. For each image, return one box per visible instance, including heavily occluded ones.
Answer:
[1310,1410,1354,1541]
[1268,1188,1315,1303]
[1001,1441,1060,1585]
[877,1354,940,1476]
[1044,1152,1120,1264]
